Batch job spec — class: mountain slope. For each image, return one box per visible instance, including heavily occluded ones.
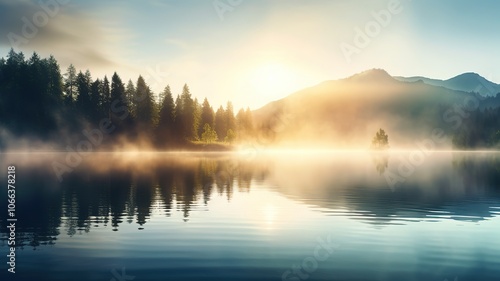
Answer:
[394,73,500,97]
[253,69,499,148]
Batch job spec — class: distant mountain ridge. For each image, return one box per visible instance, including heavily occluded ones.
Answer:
[253,68,500,148]
[394,72,500,97]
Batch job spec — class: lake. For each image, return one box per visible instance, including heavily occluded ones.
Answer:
[1,151,500,281]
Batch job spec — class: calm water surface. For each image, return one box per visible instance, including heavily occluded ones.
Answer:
[1,152,500,281]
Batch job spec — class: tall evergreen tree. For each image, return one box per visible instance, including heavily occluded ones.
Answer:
[200,98,215,137]
[76,71,92,119]
[215,105,226,141]
[125,79,136,118]
[236,107,254,140]
[193,98,201,140]
[180,84,196,140]
[135,75,155,130]
[173,94,184,142]
[101,75,111,117]
[110,72,130,129]
[236,108,245,139]
[225,101,236,137]
[63,64,77,105]
[110,72,126,101]
[47,55,63,105]
[157,85,175,146]
[90,78,102,120]
[26,52,50,133]
[2,50,24,131]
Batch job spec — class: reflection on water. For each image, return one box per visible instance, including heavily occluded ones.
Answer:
[1,152,500,281]
[372,153,389,174]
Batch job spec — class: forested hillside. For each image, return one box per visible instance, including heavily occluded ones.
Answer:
[0,49,254,150]
[1,51,498,150]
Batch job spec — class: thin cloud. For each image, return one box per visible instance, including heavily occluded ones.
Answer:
[0,0,131,70]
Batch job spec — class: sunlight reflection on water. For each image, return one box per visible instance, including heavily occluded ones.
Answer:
[0,152,499,281]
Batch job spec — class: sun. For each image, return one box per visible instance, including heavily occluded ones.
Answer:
[249,62,299,104]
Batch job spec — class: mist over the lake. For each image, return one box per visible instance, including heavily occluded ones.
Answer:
[2,1,500,281]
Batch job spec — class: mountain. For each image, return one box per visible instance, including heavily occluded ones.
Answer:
[253,69,500,148]
[394,73,500,97]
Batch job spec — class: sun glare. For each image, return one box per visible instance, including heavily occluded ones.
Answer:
[250,62,300,103]
[263,203,277,226]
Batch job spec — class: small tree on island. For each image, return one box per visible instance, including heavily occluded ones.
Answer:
[371,128,389,149]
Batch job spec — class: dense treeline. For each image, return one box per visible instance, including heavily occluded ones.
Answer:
[452,107,500,149]
[0,49,254,149]
[2,49,499,150]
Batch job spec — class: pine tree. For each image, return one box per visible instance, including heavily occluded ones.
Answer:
[236,108,245,140]
[200,97,215,137]
[2,49,26,131]
[125,79,136,118]
[110,72,125,101]
[173,94,184,142]
[244,107,254,138]
[26,52,50,133]
[90,78,102,120]
[180,84,196,140]
[215,106,226,141]
[76,71,92,119]
[47,55,63,104]
[225,101,236,140]
[101,76,111,117]
[157,85,175,146]
[135,75,155,130]
[63,64,77,104]
[193,98,201,140]
[110,72,130,129]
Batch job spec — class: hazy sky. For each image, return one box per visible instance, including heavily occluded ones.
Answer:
[1,0,499,110]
